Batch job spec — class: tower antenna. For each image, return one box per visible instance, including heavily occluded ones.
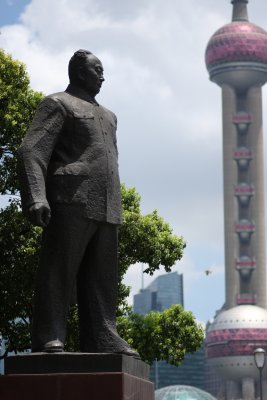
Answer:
[231,0,248,21]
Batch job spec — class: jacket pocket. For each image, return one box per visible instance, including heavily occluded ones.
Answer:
[73,111,94,119]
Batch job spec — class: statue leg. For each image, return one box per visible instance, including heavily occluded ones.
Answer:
[77,222,139,357]
[31,206,98,352]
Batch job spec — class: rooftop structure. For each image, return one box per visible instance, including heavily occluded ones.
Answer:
[155,385,216,400]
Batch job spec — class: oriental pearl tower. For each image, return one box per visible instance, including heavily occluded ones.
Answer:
[205,1,267,399]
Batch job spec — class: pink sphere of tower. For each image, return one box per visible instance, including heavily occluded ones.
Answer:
[206,22,267,67]
[205,21,267,89]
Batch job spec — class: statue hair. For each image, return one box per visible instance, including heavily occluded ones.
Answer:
[68,49,92,84]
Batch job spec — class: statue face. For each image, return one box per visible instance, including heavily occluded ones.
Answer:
[80,54,105,97]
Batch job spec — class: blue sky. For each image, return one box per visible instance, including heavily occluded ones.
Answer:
[0,0,30,25]
[1,0,267,324]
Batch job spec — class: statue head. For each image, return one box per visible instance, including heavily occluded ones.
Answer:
[68,49,104,97]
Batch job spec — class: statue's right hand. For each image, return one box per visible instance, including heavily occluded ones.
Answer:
[28,202,51,228]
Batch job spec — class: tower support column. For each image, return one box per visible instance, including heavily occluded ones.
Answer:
[247,87,266,308]
[226,380,240,399]
[222,85,238,309]
[242,377,255,400]
[262,380,267,400]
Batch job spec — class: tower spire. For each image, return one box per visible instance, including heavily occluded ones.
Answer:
[231,0,249,21]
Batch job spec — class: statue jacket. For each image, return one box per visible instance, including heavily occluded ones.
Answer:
[18,84,122,225]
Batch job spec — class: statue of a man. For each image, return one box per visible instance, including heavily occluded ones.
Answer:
[18,49,139,357]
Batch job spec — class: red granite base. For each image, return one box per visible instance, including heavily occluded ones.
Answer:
[0,372,154,400]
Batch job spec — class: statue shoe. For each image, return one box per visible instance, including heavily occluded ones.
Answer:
[114,347,141,359]
[43,339,64,353]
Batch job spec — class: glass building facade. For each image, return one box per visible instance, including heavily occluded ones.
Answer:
[133,272,184,315]
[150,346,205,391]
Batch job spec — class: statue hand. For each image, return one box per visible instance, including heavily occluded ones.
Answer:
[28,202,51,228]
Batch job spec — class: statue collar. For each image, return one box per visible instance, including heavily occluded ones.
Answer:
[65,84,99,105]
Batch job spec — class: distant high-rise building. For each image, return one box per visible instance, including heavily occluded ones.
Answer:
[150,346,205,391]
[134,271,205,390]
[133,271,183,315]
[205,1,267,398]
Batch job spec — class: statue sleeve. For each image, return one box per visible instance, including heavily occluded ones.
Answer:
[17,96,66,214]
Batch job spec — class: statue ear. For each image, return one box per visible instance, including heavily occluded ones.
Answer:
[77,66,85,82]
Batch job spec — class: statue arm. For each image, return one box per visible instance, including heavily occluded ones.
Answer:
[18,97,66,226]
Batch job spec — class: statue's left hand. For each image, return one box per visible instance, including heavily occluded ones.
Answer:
[28,202,51,228]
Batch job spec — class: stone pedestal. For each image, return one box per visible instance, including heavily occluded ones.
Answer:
[0,353,154,400]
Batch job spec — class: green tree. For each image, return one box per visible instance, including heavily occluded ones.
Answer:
[0,49,43,195]
[0,49,203,362]
[0,201,42,352]
[117,305,204,366]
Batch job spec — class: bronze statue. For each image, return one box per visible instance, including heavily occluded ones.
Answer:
[18,49,139,357]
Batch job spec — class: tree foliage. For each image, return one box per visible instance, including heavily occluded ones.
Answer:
[0,49,203,361]
[0,49,43,194]
[0,201,42,352]
[117,305,204,366]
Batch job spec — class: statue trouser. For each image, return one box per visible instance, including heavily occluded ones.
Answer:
[31,205,131,354]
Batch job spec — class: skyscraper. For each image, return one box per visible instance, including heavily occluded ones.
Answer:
[205,1,267,399]
[133,271,183,315]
